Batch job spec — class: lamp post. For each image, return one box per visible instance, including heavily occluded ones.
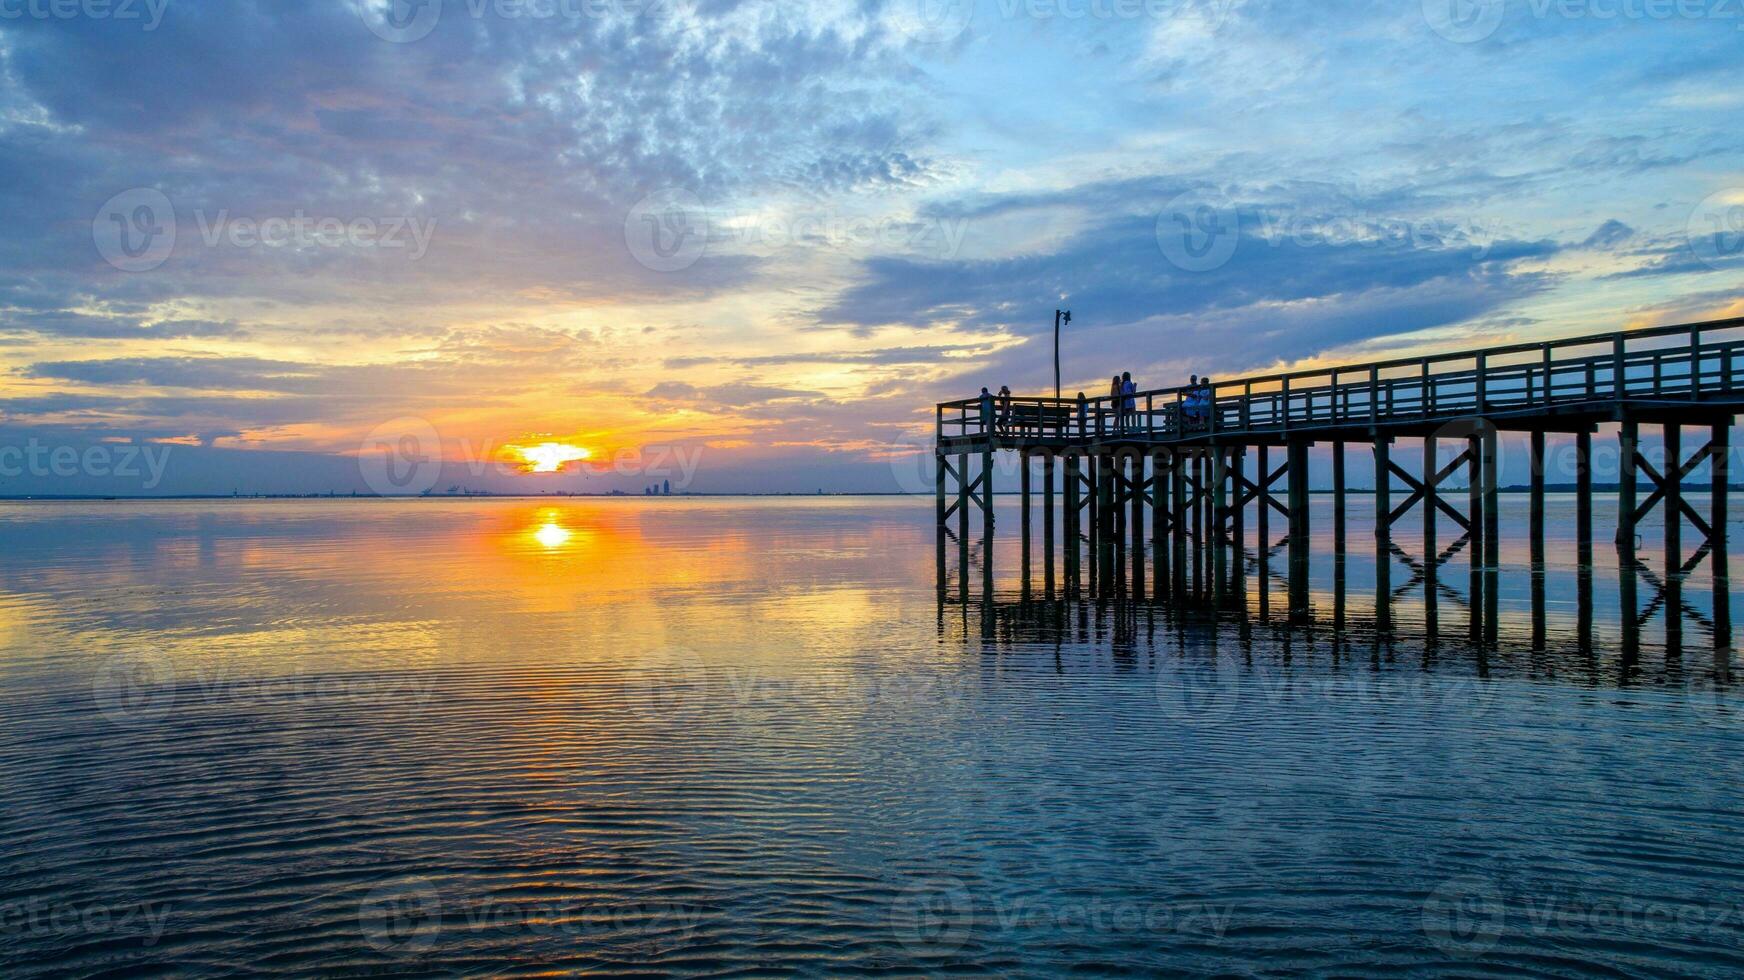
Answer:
[1054,309,1071,399]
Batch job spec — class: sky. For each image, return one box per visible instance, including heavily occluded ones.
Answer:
[0,0,1741,494]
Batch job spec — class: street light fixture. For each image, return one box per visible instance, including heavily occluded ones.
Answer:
[1054,308,1071,399]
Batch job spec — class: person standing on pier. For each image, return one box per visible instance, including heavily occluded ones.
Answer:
[979,386,993,435]
[998,385,1013,434]
[1121,372,1137,432]
[1109,375,1122,433]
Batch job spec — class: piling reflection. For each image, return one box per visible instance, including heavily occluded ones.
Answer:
[938,493,1737,693]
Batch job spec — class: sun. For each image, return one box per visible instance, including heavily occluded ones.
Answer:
[515,442,591,473]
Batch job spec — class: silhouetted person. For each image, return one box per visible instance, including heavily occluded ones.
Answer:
[1121,371,1137,431]
[998,385,1012,433]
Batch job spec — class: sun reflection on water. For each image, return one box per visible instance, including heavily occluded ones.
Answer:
[532,521,572,549]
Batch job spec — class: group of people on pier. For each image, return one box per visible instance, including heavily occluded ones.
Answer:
[978,371,1214,438]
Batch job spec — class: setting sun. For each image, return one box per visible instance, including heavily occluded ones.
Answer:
[514,442,592,473]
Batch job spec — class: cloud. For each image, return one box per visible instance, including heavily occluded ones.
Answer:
[1580,219,1635,250]
[644,381,824,406]
[0,311,249,340]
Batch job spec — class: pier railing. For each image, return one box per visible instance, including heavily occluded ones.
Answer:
[937,317,1744,444]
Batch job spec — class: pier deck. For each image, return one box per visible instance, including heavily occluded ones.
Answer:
[933,317,1743,641]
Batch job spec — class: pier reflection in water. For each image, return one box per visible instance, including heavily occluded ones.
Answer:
[939,492,1737,690]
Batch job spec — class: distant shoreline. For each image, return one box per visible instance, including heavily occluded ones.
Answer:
[3,484,1740,502]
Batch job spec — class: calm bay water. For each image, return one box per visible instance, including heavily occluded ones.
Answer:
[2,496,1742,976]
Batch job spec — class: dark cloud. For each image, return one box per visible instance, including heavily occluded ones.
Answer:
[1581,220,1635,250]
[1605,234,1744,280]
[816,204,1558,361]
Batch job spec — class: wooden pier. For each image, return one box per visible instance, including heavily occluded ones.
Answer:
[935,317,1742,644]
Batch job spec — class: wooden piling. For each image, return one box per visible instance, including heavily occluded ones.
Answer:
[1043,454,1056,597]
[1332,441,1345,557]
[1618,420,1638,553]
[1130,453,1146,597]
[1529,431,1545,567]
[934,452,946,527]
[1467,433,1483,570]
[1193,451,1206,600]
[1256,445,1270,552]
[1171,449,1188,602]
[1097,453,1115,593]
[1211,447,1228,605]
[1152,450,1168,603]
[956,451,969,542]
[1482,426,1500,645]
[1665,424,1681,578]
[1286,439,1310,620]
[1576,431,1593,571]
[1230,447,1246,597]
[1064,454,1080,591]
[1667,423,1684,654]
[1020,453,1032,591]
[981,445,995,593]
[1374,437,1391,629]
[1423,436,1438,597]
[1619,420,1639,649]
[1714,423,1731,649]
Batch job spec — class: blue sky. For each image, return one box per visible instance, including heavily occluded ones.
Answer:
[0,0,1740,493]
